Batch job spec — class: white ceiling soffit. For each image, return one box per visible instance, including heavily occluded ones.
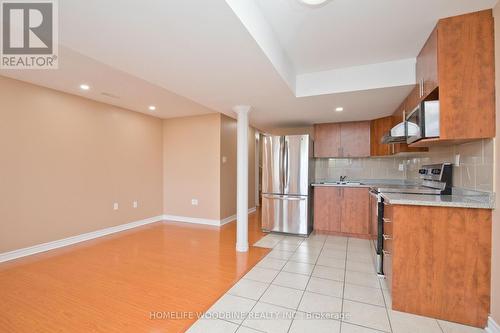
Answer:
[237,0,497,96]
[224,0,296,91]
[254,0,497,74]
[296,58,416,97]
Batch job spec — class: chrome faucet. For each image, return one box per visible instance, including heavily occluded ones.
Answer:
[339,175,347,182]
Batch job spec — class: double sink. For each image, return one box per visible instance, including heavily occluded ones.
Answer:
[318,181,364,186]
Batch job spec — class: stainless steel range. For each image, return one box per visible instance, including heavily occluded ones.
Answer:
[373,163,453,275]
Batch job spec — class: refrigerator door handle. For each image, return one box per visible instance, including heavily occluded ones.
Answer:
[262,194,306,201]
[280,136,285,194]
[284,139,289,192]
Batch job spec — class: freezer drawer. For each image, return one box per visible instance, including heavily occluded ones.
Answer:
[262,194,309,235]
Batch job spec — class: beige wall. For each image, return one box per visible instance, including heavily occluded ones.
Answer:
[248,126,257,210]
[219,114,257,220]
[220,115,237,219]
[491,3,500,325]
[163,114,221,220]
[0,76,163,253]
[0,76,260,253]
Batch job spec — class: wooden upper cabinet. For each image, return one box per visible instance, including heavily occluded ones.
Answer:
[314,123,341,158]
[313,187,341,232]
[437,10,495,140]
[340,122,370,157]
[407,9,495,145]
[370,116,393,156]
[405,85,421,114]
[340,187,369,235]
[314,121,370,158]
[416,27,439,100]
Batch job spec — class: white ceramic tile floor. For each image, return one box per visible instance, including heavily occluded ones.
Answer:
[187,233,486,333]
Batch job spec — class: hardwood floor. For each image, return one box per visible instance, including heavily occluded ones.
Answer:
[0,211,269,333]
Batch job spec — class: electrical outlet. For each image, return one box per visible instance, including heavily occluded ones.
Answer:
[455,154,460,166]
[113,202,119,210]
[133,201,138,208]
[222,156,227,164]
[191,199,198,206]
[398,163,404,171]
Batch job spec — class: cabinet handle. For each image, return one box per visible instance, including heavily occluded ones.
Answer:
[382,250,391,256]
[383,218,391,223]
[383,234,392,240]
[338,147,341,156]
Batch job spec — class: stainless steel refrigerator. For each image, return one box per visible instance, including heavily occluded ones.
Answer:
[261,135,313,236]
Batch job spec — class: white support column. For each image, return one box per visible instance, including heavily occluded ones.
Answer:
[234,105,251,252]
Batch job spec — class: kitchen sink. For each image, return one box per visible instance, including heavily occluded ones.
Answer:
[321,181,363,186]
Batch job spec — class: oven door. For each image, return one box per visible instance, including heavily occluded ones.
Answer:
[376,193,384,276]
[406,104,423,144]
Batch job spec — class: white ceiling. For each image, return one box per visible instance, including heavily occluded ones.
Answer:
[255,0,497,74]
[0,0,497,129]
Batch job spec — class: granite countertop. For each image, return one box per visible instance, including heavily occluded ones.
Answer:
[311,179,417,188]
[380,192,495,209]
[311,179,495,209]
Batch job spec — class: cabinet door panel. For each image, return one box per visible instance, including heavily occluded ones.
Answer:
[341,188,369,235]
[313,187,341,232]
[314,123,341,158]
[370,116,393,156]
[340,122,370,158]
[421,27,438,97]
[406,85,421,113]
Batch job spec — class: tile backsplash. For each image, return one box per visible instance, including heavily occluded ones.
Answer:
[315,157,406,181]
[404,139,494,192]
[314,139,494,192]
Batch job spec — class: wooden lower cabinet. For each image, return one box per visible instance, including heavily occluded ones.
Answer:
[313,187,369,237]
[340,188,369,234]
[313,187,341,232]
[384,204,492,328]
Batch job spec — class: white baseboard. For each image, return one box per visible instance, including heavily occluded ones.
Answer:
[220,214,237,226]
[0,207,260,263]
[163,214,221,226]
[486,316,500,333]
[0,215,164,263]
[165,207,258,227]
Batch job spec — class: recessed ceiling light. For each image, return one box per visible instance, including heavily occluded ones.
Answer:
[335,107,344,112]
[148,105,156,111]
[299,0,329,6]
[80,84,90,91]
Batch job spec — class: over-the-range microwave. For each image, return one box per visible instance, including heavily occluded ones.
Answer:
[406,100,440,144]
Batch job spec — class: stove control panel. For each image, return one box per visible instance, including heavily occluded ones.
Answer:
[419,163,453,195]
